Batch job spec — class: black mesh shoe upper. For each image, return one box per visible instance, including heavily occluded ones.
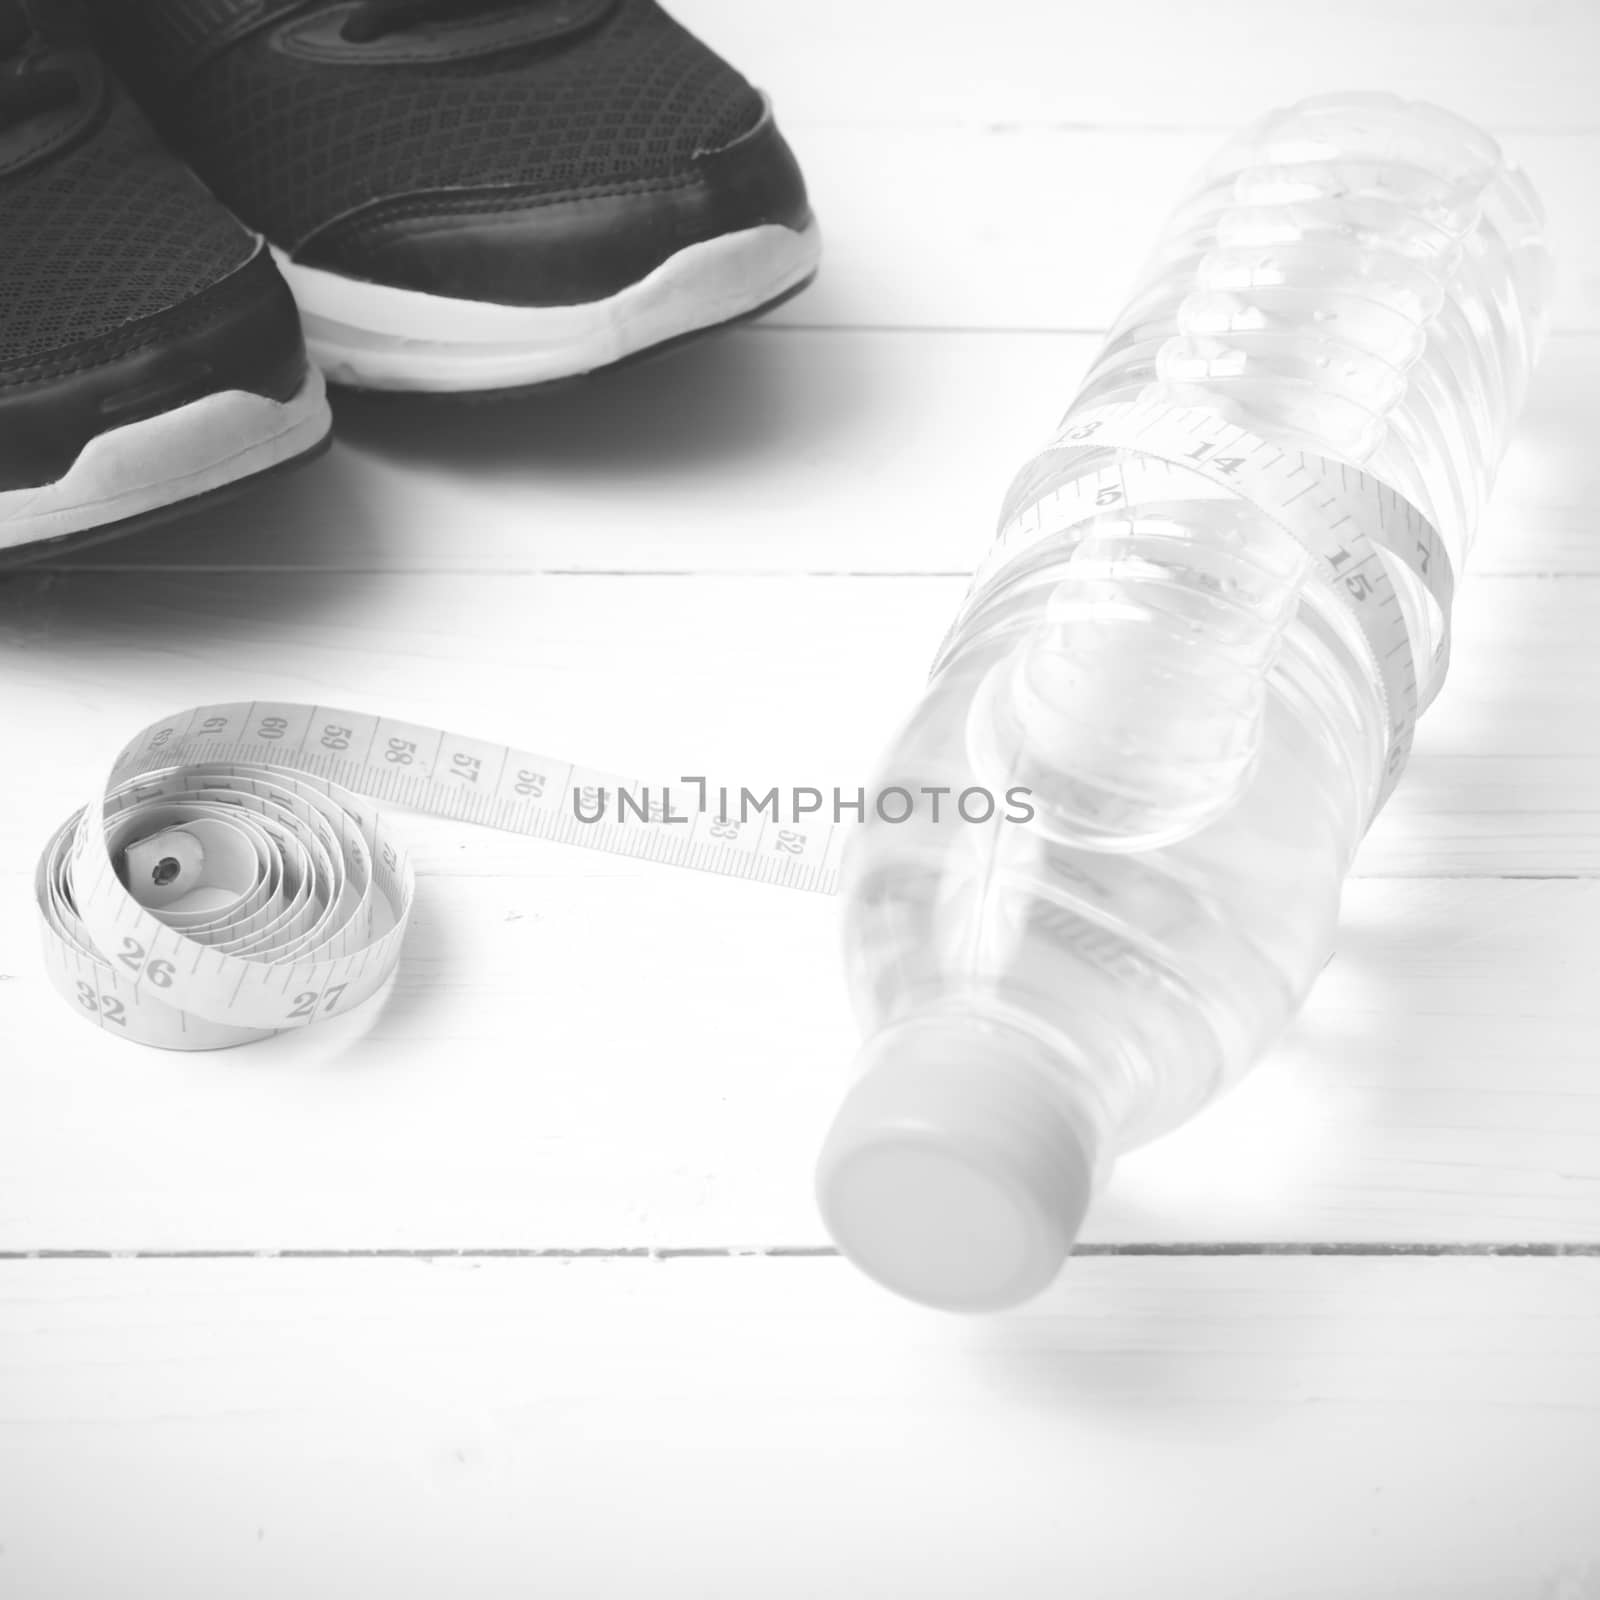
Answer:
[84,0,812,303]
[0,0,259,361]
[0,0,312,491]
[90,0,770,246]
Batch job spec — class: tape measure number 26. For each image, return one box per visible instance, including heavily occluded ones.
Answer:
[36,700,847,1052]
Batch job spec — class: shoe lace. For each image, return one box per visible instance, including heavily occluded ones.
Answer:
[339,0,531,43]
[0,0,76,132]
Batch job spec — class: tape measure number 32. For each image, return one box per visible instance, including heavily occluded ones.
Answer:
[36,701,847,1052]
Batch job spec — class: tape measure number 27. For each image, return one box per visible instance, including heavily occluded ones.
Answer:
[36,700,848,1052]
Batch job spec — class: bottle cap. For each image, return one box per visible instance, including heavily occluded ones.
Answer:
[815,1016,1095,1313]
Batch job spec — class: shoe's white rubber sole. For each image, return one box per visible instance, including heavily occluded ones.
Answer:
[0,366,333,555]
[274,219,822,393]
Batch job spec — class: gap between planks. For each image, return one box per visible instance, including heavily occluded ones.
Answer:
[3,1243,1600,1261]
[17,567,1600,580]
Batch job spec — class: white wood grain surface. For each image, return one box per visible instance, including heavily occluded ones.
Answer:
[2,1258,1599,1600]
[3,864,1600,1250]
[756,128,1598,332]
[2,2,1598,1594]
[675,0,1600,133]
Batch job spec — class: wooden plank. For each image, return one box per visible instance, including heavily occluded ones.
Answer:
[675,0,1600,134]
[2,569,1596,1256]
[759,127,1595,332]
[3,851,1599,1250]
[48,330,1600,577]
[4,566,1600,875]
[6,566,1593,1248]
[0,1257,1598,1599]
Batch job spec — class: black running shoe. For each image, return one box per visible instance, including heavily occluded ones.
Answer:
[88,0,821,394]
[0,0,331,562]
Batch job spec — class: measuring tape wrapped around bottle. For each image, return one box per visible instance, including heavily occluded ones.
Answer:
[959,394,1453,820]
[35,402,1448,1051]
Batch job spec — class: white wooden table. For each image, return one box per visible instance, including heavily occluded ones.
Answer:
[3,4,1599,1595]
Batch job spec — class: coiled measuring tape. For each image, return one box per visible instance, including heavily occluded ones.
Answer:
[34,399,1450,1050]
[36,703,847,1050]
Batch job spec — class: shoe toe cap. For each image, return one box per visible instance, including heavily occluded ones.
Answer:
[289,102,813,306]
[0,247,312,493]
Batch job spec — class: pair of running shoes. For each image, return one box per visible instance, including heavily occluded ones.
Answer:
[0,0,820,560]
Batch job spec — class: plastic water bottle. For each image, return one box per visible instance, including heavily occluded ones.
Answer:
[815,94,1552,1312]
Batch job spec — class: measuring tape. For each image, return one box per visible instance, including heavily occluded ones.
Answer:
[35,701,847,1050]
[948,394,1453,818]
[34,401,1450,1050]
